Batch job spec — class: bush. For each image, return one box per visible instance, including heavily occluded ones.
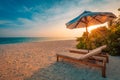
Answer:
[107,21,120,56]
[108,40,120,56]
[76,41,87,49]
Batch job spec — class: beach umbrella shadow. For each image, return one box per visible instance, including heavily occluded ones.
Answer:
[24,61,107,80]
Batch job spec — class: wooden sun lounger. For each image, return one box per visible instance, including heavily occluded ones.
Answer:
[56,45,107,78]
[69,45,109,63]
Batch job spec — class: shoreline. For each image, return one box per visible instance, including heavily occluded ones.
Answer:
[0,38,75,45]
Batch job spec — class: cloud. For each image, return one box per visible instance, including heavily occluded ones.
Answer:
[1,0,120,37]
[0,20,13,24]
[18,6,34,13]
[23,6,33,12]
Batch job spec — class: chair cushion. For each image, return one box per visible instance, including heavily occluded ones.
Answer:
[57,52,84,60]
[69,48,91,53]
[81,45,107,59]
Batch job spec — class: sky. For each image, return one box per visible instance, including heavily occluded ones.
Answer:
[0,0,120,37]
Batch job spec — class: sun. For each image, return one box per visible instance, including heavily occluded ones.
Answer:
[88,22,108,32]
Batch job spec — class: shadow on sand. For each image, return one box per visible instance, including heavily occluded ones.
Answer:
[25,61,107,80]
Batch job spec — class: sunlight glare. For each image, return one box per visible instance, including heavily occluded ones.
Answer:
[88,22,108,32]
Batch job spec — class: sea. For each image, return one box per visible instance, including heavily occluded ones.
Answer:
[0,37,74,44]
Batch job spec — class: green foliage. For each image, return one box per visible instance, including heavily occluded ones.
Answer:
[108,42,120,56]
[107,21,120,56]
[76,32,88,49]
[76,26,108,50]
[76,20,120,56]
[76,37,87,49]
[76,41,87,49]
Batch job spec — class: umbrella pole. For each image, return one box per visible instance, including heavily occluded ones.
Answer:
[85,25,89,53]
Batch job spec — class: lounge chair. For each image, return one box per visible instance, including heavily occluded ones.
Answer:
[56,45,107,77]
[69,45,109,63]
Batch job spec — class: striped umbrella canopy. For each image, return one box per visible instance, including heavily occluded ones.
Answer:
[66,11,116,52]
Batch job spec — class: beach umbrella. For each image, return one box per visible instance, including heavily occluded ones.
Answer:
[66,11,116,52]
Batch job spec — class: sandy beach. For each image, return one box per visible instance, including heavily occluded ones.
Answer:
[0,40,120,80]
